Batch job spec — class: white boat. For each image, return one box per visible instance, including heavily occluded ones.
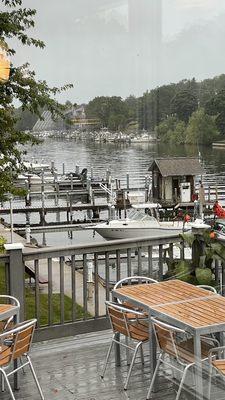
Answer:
[93,209,189,240]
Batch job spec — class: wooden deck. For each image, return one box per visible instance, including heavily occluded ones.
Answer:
[1,330,225,400]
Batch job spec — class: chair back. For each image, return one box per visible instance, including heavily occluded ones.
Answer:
[0,295,20,308]
[0,295,20,330]
[151,318,188,363]
[196,285,217,294]
[106,301,148,342]
[0,319,36,366]
[114,276,158,290]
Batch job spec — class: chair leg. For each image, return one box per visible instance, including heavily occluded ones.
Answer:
[207,362,213,400]
[0,369,16,400]
[146,352,163,400]
[140,343,144,365]
[124,342,142,390]
[125,336,131,365]
[175,364,193,400]
[101,336,115,378]
[26,355,45,400]
[1,370,5,392]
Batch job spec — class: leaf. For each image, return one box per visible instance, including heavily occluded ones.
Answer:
[179,233,195,247]
[195,268,213,285]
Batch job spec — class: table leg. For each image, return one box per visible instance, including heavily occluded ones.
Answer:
[194,332,203,400]
[115,332,121,366]
[148,310,157,391]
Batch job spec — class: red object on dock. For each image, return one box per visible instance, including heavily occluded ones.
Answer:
[213,201,225,218]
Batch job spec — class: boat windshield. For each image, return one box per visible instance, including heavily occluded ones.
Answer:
[128,210,156,221]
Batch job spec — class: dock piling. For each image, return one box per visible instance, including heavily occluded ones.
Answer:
[126,173,129,190]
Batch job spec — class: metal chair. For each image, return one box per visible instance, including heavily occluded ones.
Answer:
[101,301,149,390]
[146,318,218,400]
[114,275,158,290]
[114,276,158,310]
[0,319,44,400]
[196,285,217,294]
[208,346,225,399]
[0,295,20,331]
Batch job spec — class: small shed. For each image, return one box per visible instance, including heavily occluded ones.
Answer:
[148,157,204,204]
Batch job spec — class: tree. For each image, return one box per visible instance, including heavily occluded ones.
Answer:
[205,89,225,135]
[185,108,219,145]
[0,0,72,199]
[170,90,198,122]
[86,96,129,130]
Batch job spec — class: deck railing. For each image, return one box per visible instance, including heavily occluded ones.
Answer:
[1,234,186,341]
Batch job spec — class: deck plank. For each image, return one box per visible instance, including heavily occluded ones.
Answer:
[1,330,225,400]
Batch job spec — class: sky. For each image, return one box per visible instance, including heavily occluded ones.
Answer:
[9,0,225,104]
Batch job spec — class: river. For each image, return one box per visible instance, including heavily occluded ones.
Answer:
[9,137,225,246]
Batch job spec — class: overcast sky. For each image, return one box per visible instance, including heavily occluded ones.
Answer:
[10,0,225,104]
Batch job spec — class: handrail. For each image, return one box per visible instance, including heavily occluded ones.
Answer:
[22,233,181,261]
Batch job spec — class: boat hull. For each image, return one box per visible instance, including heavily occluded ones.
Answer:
[94,226,183,240]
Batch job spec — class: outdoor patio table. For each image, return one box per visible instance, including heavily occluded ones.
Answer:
[0,302,20,389]
[112,279,225,400]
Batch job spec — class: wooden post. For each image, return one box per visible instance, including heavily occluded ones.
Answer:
[215,186,218,201]
[126,173,129,190]
[75,165,79,175]
[66,191,69,222]
[70,173,73,190]
[86,178,91,203]
[41,192,46,225]
[4,244,25,321]
[51,160,55,173]
[41,169,44,193]
[62,162,65,175]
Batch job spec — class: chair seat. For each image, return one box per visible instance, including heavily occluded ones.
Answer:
[212,359,225,375]
[165,338,213,364]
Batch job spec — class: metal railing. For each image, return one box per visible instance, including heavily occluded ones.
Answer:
[1,234,185,341]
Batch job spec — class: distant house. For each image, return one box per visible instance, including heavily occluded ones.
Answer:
[148,157,204,204]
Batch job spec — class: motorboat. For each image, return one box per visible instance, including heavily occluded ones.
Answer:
[93,209,190,240]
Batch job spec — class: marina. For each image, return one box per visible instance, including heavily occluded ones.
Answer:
[1,137,225,247]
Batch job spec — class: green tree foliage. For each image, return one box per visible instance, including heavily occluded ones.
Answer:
[86,96,129,130]
[0,0,72,199]
[156,116,186,144]
[185,108,219,145]
[14,107,39,131]
[170,90,198,122]
[138,84,177,131]
[205,89,225,135]
[124,95,139,121]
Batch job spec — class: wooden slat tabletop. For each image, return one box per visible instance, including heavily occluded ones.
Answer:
[114,280,225,329]
[154,295,225,328]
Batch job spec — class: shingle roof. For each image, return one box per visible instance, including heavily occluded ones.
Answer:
[148,157,204,177]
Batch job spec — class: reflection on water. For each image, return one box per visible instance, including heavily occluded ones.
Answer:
[25,137,225,185]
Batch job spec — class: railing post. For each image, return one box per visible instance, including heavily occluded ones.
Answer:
[4,243,25,320]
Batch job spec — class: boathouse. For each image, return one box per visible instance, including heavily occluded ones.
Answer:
[148,157,204,204]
